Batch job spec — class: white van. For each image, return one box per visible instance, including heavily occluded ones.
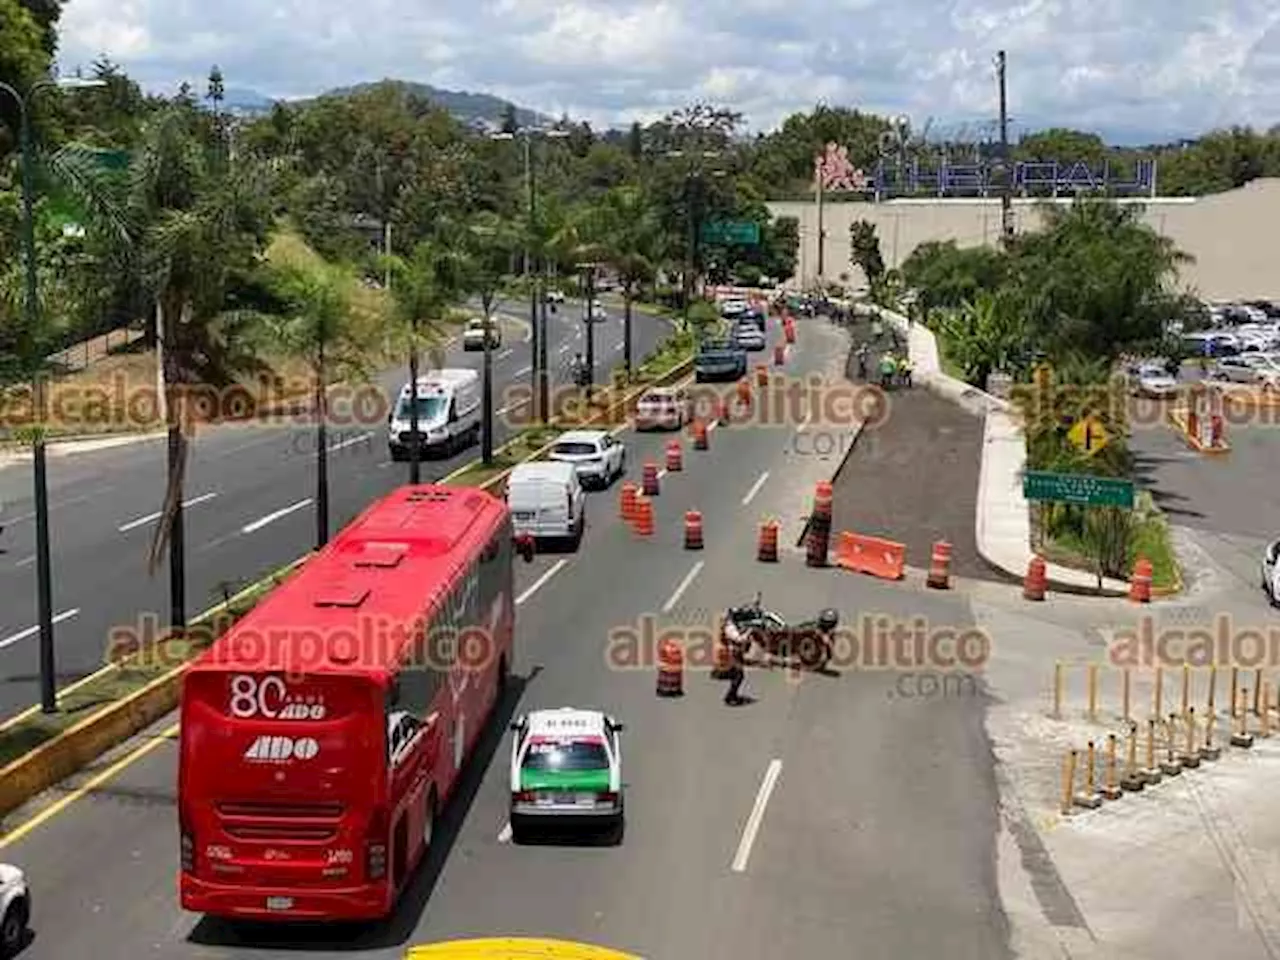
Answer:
[388,369,481,460]
[506,461,586,549]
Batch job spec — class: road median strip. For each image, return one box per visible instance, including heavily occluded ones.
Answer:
[0,336,696,829]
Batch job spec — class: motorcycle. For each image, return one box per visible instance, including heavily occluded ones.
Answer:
[722,593,838,671]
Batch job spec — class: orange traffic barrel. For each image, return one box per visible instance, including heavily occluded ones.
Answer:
[683,510,703,550]
[773,343,785,366]
[757,519,779,562]
[619,481,637,522]
[633,494,654,536]
[736,379,751,407]
[812,480,833,522]
[805,520,830,568]
[784,319,796,344]
[711,628,734,679]
[642,461,660,496]
[755,364,769,388]
[656,638,684,697]
[1024,555,1047,601]
[1129,557,1152,603]
[927,540,952,589]
[692,418,709,450]
[716,396,730,425]
[665,440,683,472]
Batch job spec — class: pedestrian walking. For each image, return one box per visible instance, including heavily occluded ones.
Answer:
[856,343,869,380]
[879,352,896,390]
[900,356,913,388]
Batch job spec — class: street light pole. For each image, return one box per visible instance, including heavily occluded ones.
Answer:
[0,76,104,714]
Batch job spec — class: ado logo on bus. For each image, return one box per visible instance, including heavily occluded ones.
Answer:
[229,674,327,720]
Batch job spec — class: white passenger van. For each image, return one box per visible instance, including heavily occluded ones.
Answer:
[505,461,586,549]
[387,369,481,460]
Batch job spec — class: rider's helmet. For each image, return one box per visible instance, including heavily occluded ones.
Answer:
[816,609,839,632]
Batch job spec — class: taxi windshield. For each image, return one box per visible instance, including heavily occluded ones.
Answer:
[522,738,608,771]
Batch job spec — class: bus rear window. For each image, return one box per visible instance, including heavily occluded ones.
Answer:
[521,739,608,771]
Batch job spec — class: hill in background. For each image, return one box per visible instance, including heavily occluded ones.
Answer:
[222,79,552,130]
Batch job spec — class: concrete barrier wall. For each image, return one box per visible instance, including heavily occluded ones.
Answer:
[770,178,1280,300]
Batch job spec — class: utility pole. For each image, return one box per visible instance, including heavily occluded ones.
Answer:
[683,173,697,328]
[583,266,596,402]
[997,49,1014,244]
[524,136,539,418]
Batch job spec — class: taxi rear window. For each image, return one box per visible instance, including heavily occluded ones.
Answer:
[522,738,608,771]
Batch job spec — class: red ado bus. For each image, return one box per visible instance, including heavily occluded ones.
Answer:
[179,484,533,921]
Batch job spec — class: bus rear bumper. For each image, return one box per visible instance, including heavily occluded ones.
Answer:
[181,874,390,921]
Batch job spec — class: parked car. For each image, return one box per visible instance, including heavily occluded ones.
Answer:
[505,461,586,549]
[0,863,30,959]
[694,340,748,382]
[1263,538,1280,605]
[635,387,692,431]
[1213,354,1277,384]
[732,321,766,352]
[462,317,501,351]
[1129,362,1179,399]
[548,429,626,488]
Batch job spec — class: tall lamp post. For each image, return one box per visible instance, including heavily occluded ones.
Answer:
[0,75,106,714]
[664,150,722,327]
[491,127,569,423]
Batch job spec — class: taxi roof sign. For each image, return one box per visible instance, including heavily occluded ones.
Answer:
[405,938,642,959]
[527,707,605,734]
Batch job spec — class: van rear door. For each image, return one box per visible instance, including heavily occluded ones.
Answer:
[507,476,570,537]
[180,669,384,887]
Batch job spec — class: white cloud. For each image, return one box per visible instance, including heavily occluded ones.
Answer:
[53,0,1280,140]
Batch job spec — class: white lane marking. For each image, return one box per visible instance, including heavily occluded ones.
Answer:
[516,558,569,606]
[559,343,572,354]
[118,492,218,533]
[498,822,513,843]
[513,364,532,377]
[796,409,814,433]
[662,560,704,614]
[614,343,624,352]
[707,420,719,434]
[497,349,514,361]
[7,494,92,525]
[14,555,35,569]
[732,759,783,873]
[497,398,532,417]
[741,471,769,506]
[0,608,81,651]
[656,468,668,481]
[328,431,373,452]
[241,498,313,534]
[377,460,394,470]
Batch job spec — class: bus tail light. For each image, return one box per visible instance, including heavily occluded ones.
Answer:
[366,808,388,880]
[513,790,535,803]
[180,830,195,872]
[597,792,618,804]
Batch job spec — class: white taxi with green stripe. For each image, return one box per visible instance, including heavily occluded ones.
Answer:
[508,707,624,843]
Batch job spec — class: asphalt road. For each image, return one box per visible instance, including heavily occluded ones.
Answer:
[0,314,1011,958]
[0,296,668,718]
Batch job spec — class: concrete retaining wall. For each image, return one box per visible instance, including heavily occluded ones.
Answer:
[770,178,1280,300]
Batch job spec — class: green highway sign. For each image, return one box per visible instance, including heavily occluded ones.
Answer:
[1022,470,1135,509]
[701,220,760,245]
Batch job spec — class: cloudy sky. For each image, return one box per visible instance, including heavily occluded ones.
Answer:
[54,0,1280,142]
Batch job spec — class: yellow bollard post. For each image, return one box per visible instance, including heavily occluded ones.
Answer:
[1121,722,1144,791]
[1087,664,1099,723]
[1181,707,1201,768]
[1202,710,1222,761]
[1231,667,1239,718]
[1122,669,1131,723]
[1181,664,1190,717]
[1254,669,1263,715]
[1061,750,1077,816]
[1102,734,1122,799]
[1074,740,1102,808]
[1141,717,1162,784]
[1053,662,1063,719]
[1161,713,1184,775]
[1232,688,1255,748]
[1154,666,1164,720]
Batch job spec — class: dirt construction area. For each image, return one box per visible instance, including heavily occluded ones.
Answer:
[827,315,995,581]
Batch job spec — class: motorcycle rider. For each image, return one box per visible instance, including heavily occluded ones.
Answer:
[722,618,750,706]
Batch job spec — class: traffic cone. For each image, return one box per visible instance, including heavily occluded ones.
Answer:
[773,343,785,366]
[642,461,660,496]
[1129,557,1153,603]
[656,638,684,696]
[757,520,779,562]
[619,482,637,522]
[633,494,654,537]
[692,419,709,450]
[1024,556,1047,601]
[683,510,704,550]
[926,540,952,589]
[665,440,683,472]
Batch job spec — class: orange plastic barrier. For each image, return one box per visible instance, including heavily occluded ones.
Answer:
[773,343,785,366]
[736,379,752,406]
[665,440,683,472]
[633,494,654,536]
[1024,555,1047,600]
[755,364,769,387]
[656,638,684,697]
[683,510,703,550]
[642,461,660,496]
[834,531,906,581]
[691,418,709,450]
[619,481,637,522]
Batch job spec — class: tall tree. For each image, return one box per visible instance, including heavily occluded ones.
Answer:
[849,219,885,290]
[499,102,518,135]
[15,0,60,55]
[586,184,658,377]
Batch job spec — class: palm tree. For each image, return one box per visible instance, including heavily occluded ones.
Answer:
[385,237,466,484]
[266,259,368,548]
[462,212,519,464]
[589,185,659,380]
[124,106,275,629]
[931,290,1025,392]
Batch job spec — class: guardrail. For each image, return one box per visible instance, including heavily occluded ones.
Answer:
[0,351,695,824]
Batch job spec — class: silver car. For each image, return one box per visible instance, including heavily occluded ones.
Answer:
[733,323,766,351]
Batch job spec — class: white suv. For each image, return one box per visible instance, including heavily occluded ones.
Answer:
[0,863,30,959]
[548,430,626,489]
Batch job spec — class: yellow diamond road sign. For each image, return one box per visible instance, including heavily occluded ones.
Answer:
[1068,415,1109,456]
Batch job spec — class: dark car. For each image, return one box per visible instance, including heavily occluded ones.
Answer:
[744,306,767,331]
[695,340,748,382]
